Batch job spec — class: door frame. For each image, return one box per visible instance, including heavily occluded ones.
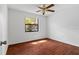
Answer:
[0,4,8,55]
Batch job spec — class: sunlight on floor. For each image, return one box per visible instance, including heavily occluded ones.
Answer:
[31,40,47,44]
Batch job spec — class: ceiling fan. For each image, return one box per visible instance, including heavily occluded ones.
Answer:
[36,4,55,15]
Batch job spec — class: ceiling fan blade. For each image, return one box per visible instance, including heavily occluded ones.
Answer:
[38,7,43,9]
[47,10,55,12]
[36,10,41,12]
[46,4,54,9]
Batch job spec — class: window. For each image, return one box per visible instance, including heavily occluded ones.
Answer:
[24,17,39,32]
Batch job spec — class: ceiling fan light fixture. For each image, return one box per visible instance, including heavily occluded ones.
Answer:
[36,4,55,15]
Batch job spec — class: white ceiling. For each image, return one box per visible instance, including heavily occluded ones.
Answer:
[8,4,56,16]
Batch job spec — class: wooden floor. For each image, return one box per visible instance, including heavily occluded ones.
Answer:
[7,38,79,55]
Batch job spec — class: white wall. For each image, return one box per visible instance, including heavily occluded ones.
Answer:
[0,5,3,42]
[8,4,79,47]
[0,5,8,55]
[47,4,79,47]
[8,8,47,45]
